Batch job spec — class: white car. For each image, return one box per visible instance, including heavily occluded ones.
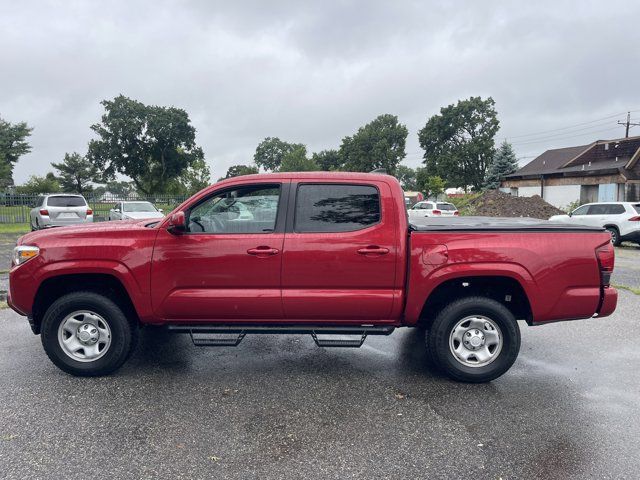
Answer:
[408,201,459,218]
[108,201,164,221]
[30,194,93,230]
[549,201,640,245]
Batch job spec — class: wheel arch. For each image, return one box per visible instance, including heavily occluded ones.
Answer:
[417,275,533,330]
[31,273,139,335]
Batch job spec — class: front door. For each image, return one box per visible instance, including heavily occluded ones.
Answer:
[151,182,287,321]
[281,181,399,322]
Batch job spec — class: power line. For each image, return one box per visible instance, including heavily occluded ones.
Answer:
[510,125,622,146]
[504,109,640,140]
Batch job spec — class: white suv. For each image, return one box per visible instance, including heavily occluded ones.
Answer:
[549,202,640,245]
[408,201,459,218]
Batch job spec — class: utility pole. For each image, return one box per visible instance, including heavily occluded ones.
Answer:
[618,112,640,138]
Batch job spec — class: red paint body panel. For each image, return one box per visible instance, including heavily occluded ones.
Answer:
[7,172,616,329]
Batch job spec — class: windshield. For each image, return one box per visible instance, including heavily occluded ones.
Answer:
[123,202,158,212]
[46,196,86,207]
[437,203,456,211]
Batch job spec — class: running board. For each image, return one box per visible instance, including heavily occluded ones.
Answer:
[167,324,395,348]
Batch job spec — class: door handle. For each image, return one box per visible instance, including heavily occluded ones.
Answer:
[247,246,279,256]
[357,246,390,255]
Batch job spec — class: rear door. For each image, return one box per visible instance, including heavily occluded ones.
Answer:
[281,180,399,321]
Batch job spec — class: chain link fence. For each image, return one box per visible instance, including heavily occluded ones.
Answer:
[0,193,188,224]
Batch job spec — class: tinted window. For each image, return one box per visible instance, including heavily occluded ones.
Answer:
[295,184,380,233]
[604,204,625,214]
[188,184,280,234]
[633,204,640,214]
[572,205,589,215]
[588,204,614,215]
[437,203,456,211]
[124,202,157,212]
[46,196,86,207]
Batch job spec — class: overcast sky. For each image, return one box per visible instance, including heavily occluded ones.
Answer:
[2,0,640,184]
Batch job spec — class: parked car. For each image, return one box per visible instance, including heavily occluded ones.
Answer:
[29,194,93,231]
[549,202,640,246]
[408,200,459,218]
[9,172,616,382]
[108,201,164,221]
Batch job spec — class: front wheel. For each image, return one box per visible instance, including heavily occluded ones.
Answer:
[426,296,520,383]
[41,292,137,376]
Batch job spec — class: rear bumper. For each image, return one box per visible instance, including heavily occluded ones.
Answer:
[596,287,618,318]
[39,216,93,228]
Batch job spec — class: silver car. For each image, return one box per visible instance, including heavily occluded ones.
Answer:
[30,194,93,231]
[108,201,164,221]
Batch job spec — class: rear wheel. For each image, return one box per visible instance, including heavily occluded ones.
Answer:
[41,292,137,376]
[606,227,621,246]
[426,296,520,383]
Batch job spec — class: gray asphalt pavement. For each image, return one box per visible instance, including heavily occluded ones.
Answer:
[1,290,639,479]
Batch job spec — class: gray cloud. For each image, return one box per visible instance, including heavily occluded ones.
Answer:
[1,0,639,183]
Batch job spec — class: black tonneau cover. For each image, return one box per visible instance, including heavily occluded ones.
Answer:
[409,216,604,232]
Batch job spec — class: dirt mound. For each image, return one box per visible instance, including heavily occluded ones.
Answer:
[468,190,564,219]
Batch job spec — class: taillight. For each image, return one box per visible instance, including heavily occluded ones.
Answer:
[432,209,442,215]
[39,209,49,216]
[596,243,615,286]
[454,211,459,216]
[628,216,640,221]
[86,209,93,215]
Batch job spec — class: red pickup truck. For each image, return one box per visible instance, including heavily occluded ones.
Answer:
[8,172,617,382]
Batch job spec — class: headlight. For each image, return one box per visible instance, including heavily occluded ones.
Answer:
[13,245,39,266]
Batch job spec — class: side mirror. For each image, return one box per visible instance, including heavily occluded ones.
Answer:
[158,208,163,213]
[114,208,120,213]
[568,212,573,217]
[167,211,186,234]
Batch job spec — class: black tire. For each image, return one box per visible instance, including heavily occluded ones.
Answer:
[40,291,138,376]
[606,227,621,246]
[426,296,520,383]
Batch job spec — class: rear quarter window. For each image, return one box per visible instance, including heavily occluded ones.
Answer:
[633,204,640,214]
[294,184,380,233]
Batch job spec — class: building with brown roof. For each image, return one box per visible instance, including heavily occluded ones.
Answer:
[501,136,640,208]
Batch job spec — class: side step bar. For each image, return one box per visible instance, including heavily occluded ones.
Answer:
[166,324,395,348]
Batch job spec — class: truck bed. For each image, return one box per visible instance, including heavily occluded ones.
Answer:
[409,216,604,232]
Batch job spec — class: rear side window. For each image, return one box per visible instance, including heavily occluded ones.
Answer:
[633,204,640,214]
[46,196,86,207]
[295,184,380,233]
[437,203,456,211]
[605,204,625,214]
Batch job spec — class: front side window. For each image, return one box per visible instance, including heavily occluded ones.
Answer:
[295,184,380,233]
[572,205,589,216]
[187,184,280,234]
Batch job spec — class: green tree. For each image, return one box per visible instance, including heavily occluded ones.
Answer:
[17,173,61,194]
[105,180,136,196]
[168,158,211,195]
[425,175,446,199]
[339,114,408,175]
[311,149,343,171]
[253,137,304,172]
[279,145,318,172]
[418,96,499,191]
[484,140,519,189]
[87,95,205,195]
[51,152,98,195]
[415,167,429,194]
[395,165,417,191]
[221,164,259,180]
[0,116,32,188]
